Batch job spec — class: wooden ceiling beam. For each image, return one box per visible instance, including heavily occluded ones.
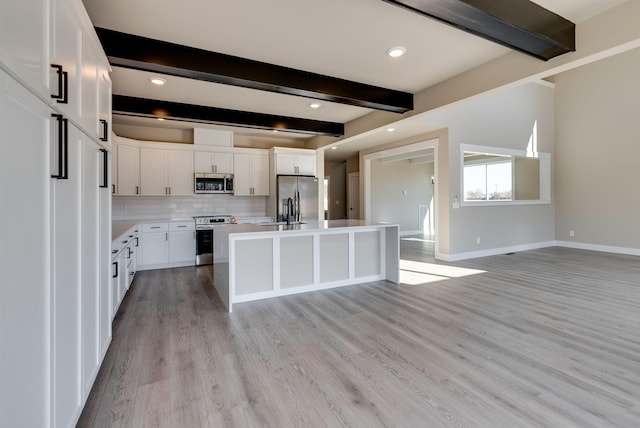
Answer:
[383,0,575,61]
[112,95,345,137]
[96,27,413,113]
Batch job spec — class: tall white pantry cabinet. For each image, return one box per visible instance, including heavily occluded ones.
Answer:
[0,0,112,427]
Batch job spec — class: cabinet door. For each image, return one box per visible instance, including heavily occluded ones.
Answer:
[0,70,52,428]
[111,256,120,318]
[141,232,169,265]
[140,148,167,195]
[116,144,139,195]
[170,230,196,263]
[167,150,194,195]
[194,151,213,172]
[276,153,296,175]
[214,152,234,174]
[252,155,270,196]
[51,121,83,428]
[296,154,316,176]
[97,65,112,147]
[82,138,101,401]
[50,0,84,122]
[233,153,252,195]
[0,0,50,99]
[98,151,112,358]
[81,38,100,141]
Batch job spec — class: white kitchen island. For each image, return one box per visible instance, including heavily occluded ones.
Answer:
[213,220,399,312]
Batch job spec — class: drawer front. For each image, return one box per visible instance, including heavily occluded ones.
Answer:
[169,221,195,231]
[143,223,169,233]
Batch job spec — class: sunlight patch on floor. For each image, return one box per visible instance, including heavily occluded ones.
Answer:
[399,259,486,286]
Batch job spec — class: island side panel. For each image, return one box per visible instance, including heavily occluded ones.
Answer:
[213,227,231,311]
[354,231,381,278]
[385,226,400,283]
[280,235,314,289]
[234,238,274,295]
[319,233,350,283]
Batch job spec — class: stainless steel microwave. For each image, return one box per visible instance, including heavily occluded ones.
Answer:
[194,173,234,194]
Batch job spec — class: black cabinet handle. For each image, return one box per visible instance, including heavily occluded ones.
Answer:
[127,247,131,259]
[136,186,139,195]
[135,237,139,247]
[112,262,118,278]
[99,149,108,188]
[112,184,116,194]
[50,64,68,104]
[51,114,68,180]
[100,119,108,142]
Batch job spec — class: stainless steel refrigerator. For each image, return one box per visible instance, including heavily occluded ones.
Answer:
[276,175,319,223]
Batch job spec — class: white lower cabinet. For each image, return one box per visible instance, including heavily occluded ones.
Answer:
[138,221,196,270]
[169,222,196,263]
[111,226,138,318]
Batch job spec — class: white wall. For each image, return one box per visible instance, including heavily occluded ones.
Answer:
[434,82,556,255]
[370,159,433,233]
[554,48,640,250]
[112,195,267,220]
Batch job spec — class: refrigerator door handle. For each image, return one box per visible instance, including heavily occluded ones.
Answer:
[296,190,301,222]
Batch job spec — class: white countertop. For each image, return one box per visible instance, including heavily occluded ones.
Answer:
[220,220,397,235]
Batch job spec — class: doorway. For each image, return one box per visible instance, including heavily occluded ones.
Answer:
[347,173,360,219]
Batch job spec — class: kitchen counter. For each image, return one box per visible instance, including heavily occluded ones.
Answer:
[112,220,138,242]
[213,220,400,312]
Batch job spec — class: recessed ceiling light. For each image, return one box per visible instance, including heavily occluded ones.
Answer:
[309,102,321,109]
[272,129,279,133]
[386,47,406,58]
[387,127,396,132]
[157,117,165,121]
[331,146,337,150]
[150,77,166,85]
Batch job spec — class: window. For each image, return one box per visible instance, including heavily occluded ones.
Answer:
[323,178,329,212]
[463,158,512,201]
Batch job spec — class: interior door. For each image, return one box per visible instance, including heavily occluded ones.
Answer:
[348,173,360,219]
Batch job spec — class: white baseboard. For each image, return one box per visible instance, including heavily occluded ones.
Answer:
[436,241,556,262]
[399,230,425,237]
[436,240,640,262]
[555,240,640,257]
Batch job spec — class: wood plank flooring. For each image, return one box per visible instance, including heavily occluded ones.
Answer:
[78,238,640,427]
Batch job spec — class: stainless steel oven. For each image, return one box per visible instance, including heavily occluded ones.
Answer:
[194,215,233,265]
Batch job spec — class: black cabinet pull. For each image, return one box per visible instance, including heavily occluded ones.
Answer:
[100,119,108,142]
[51,114,68,180]
[135,237,139,247]
[99,149,108,188]
[50,64,68,104]
[112,262,118,278]
[112,184,116,194]
[136,186,139,195]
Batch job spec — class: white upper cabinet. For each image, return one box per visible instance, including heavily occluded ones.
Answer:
[116,143,140,195]
[273,148,317,176]
[50,0,84,123]
[194,151,233,174]
[97,65,111,147]
[0,0,50,99]
[140,148,194,196]
[81,37,100,142]
[234,153,269,196]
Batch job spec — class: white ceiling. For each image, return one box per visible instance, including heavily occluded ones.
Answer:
[82,0,629,158]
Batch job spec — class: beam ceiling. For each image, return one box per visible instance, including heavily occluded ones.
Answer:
[112,95,345,137]
[382,0,575,61]
[95,27,414,114]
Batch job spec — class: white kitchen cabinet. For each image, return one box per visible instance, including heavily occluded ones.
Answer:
[50,0,84,123]
[98,64,112,147]
[0,0,50,99]
[0,69,54,428]
[51,119,83,428]
[273,149,316,176]
[194,150,234,173]
[82,137,101,401]
[169,222,196,263]
[140,148,194,195]
[116,142,140,195]
[98,149,112,358]
[111,249,126,315]
[81,37,100,142]
[140,223,170,265]
[234,153,269,196]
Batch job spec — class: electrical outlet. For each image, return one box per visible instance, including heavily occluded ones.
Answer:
[569,230,575,237]
[476,237,481,245]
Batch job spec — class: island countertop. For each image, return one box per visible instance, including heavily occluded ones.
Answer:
[219,219,394,235]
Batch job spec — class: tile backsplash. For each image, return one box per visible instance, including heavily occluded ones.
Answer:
[112,195,268,220]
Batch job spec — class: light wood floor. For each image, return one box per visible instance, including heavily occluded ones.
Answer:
[78,238,640,427]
